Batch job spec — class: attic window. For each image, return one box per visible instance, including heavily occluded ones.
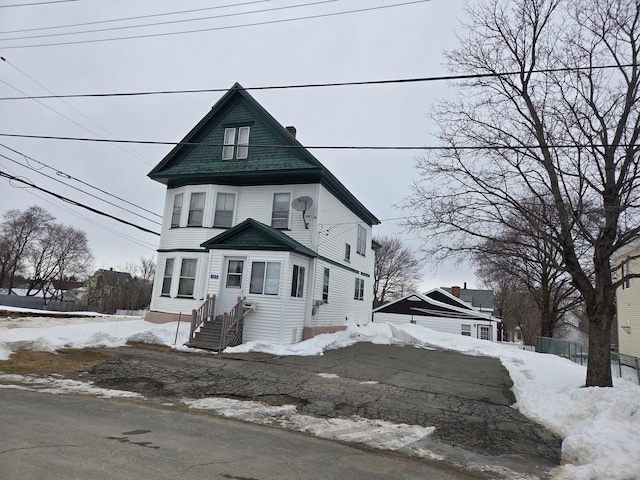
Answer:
[222,126,250,160]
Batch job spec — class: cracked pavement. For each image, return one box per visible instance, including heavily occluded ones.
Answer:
[84,342,562,470]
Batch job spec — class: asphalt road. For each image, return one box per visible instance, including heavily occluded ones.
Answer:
[85,342,562,475]
[0,388,482,480]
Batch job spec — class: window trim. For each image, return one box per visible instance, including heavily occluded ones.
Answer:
[222,126,251,160]
[271,192,291,229]
[291,264,305,298]
[249,261,281,296]
[187,192,205,227]
[171,193,183,228]
[322,267,330,303]
[161,258,174,296]
[461,324,471,336]
[356,224,367,256]
[214,192,236,228]
[225,259,244,289]
[177,258,197,298]
[354,277,364,301]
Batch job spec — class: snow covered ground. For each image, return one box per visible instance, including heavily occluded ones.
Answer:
[0,306,639,480]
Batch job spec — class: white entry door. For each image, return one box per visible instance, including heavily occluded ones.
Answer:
[220,257,245,314]
[478,324,491,341]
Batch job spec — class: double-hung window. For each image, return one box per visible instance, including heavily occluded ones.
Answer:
[187,192,205,227]
[171,193,183,228]
[322,268,330,302]
[291,265,305,298]
[214,192,235,228]
[461,325,471,336]
[271,193,290,229]
[354,278,364,301]
[161,258,174,296]
[222,126,250,160]
[249,261,281,295]
[622,259,631,290]
[344,244,351,262]
[357,224,367,255]
[178,259,197,297]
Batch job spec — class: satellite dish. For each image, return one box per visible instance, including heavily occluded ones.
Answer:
[291,196,313,229]
[291,196,313,212]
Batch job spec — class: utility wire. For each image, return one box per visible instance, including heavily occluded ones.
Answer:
[0,56,152,165]
[0,132,636,151]
[0,0,79,7]
[0,0,432,49]
[0,170,161,236]
[0,0,272,34]
[0,151,162,226]
[0,63,634,101]
[0,144,162,219]
[0,0,341,41]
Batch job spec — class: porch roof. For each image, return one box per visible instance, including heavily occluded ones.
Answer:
[201,218,318,258]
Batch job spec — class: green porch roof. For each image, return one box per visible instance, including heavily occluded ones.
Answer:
[201,218,318,258]
[148,83,380,226]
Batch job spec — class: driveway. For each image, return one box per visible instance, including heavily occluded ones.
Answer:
[85,342,562,476]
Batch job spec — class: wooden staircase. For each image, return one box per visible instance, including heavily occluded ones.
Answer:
[187,294,251,352]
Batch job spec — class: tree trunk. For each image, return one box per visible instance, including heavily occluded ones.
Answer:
[586,311,614,387]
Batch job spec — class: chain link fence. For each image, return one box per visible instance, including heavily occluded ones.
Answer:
[535,336,640,385]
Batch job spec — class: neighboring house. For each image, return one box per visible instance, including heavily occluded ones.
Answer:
[86,268,133,313]
[441,284,499,317]
[372,288,498,341]
[50,279,85,303]
[554,311,588,346]
[616,240,640,360]
[145,83,380,346]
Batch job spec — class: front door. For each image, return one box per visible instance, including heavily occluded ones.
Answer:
[478,324,491,341]
[220,257,245,314]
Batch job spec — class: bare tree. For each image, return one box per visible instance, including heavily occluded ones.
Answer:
[403,0,640,386]
[373,236,422,308]
[474,224,581,338]
[26,224,93,297]
[0,206,53,292]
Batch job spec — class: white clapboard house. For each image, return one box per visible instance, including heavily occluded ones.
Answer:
[373,288,499,341]
[145,83,380,349]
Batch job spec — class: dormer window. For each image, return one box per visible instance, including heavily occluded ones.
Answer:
[222,126,250,160]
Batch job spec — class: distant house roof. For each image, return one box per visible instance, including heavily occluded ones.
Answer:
[373,291,495,322]
[147,82,380,226]
[51,280,84,291]
[94,269,133,286]
[441,287,495,311]
[201,218,318,258]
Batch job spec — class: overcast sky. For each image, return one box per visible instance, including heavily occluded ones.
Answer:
[0,0,474,290]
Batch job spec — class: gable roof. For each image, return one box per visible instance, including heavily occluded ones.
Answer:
[424,288,474,310]
[201,218,318,258]
[373,292,495,321]
[94,269,133,286]
[148,82,379,226]
[440,287,495,310]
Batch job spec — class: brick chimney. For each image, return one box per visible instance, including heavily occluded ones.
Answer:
[286,126,297,138]
[451,285,461,298]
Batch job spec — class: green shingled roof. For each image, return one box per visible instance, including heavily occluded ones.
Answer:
[201,219,318,258]
[148,83,379,226]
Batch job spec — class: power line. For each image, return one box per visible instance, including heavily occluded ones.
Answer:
[0,151,163,226]
[0,56,153,165]
[0,64,634,101]
[0,0,79,7]
[0,0,432,49]
[0,0,272,34]
[0,0,341,41]
[0,170,161,236]
[0,144,162,219]
[0,132,636,151]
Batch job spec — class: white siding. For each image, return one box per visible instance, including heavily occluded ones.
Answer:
[617,243,640,358]
[151,181,375,342]
[373,312,497,340]
[150,251,208,315]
